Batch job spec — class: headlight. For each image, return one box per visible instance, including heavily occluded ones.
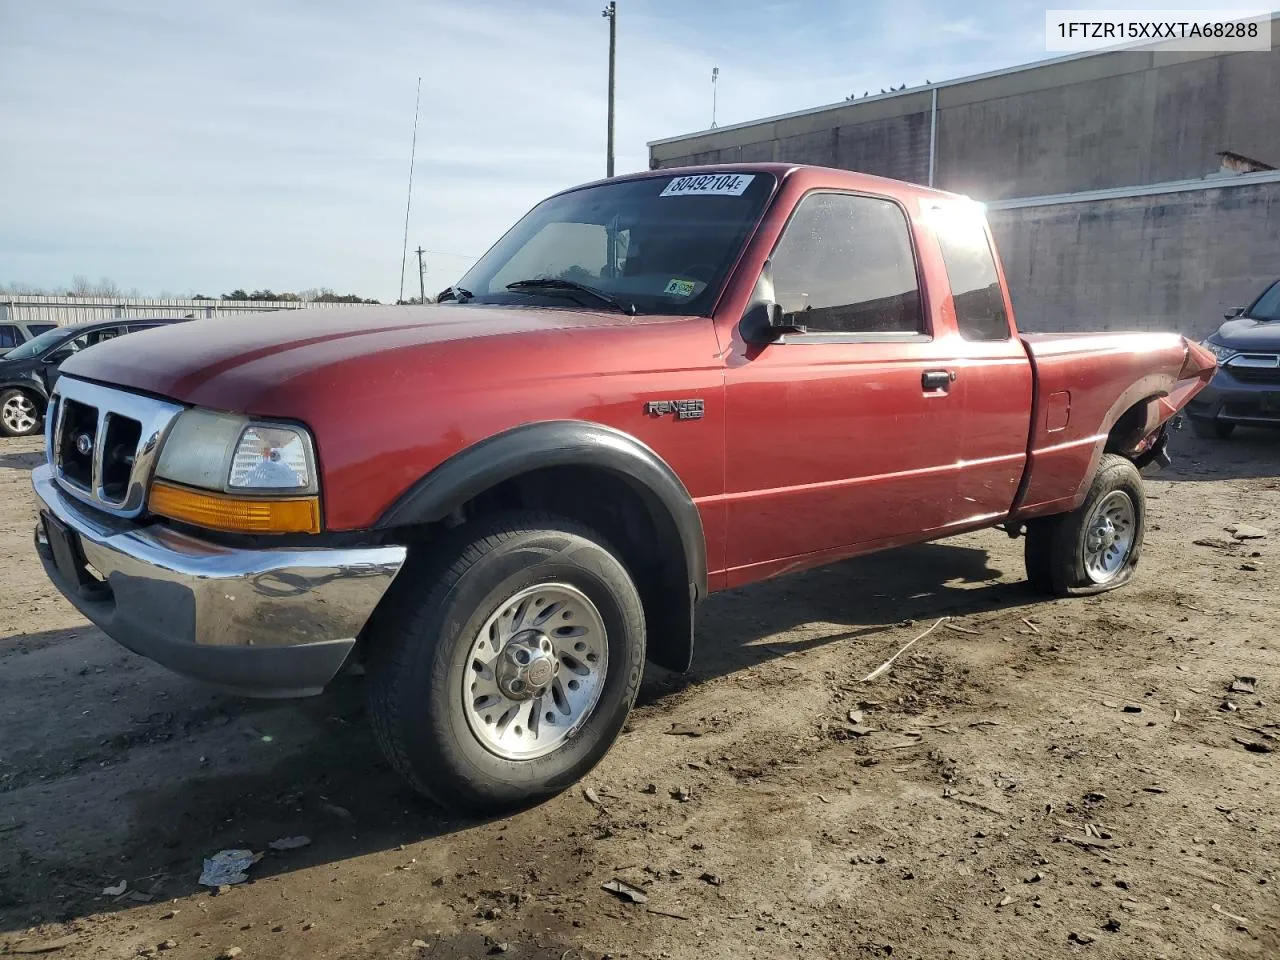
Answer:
[150,409,321,534]
[1200,339,1238,363]
[229,425,314,490]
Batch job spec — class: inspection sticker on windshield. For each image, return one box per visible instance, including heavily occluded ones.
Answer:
[660,173,754,197]
[664,278,696,297]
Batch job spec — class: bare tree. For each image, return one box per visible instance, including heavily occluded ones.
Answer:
[0,281,55,296]
[67,275,127,298]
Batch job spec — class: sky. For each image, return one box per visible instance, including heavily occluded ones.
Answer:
[0,0,1262,302]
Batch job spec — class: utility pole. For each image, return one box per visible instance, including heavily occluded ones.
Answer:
[414,246,426,304]
[602,2,616,177]
[711,66,719,128]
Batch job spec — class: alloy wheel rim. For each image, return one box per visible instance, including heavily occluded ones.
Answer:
[2,395,36,433]
[1083,490,1136,583]
[462,582,608,760]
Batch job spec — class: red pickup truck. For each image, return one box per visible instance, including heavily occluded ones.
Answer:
[32,164,1215,812]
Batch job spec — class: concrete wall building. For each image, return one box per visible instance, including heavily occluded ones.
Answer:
[649,19,1280,338]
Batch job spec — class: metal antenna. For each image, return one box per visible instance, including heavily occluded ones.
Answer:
[711,66,719,128]
[399,77,422,303]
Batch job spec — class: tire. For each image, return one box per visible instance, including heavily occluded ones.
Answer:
[1189,416,1234,439]
[1027,453,1145,597]
[0,389,43,438]
[366,511,646,813]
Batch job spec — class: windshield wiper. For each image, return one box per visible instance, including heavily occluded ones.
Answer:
[505,278,637,315]
[436,285,474,304]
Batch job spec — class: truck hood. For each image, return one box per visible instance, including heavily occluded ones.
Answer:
[59,303,676,412]
[1212,316,1280,351]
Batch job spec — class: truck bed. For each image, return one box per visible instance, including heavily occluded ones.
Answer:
[1013,331,1215,520]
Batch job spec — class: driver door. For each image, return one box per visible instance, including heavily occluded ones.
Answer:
[721,191,966,582]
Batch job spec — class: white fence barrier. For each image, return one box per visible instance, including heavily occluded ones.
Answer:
[0,295,370,327]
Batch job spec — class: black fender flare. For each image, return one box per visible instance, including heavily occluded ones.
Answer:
[375,421,707,670]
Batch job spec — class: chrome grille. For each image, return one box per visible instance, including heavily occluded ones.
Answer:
[1226,353,1280,385]
[48,377,184,518]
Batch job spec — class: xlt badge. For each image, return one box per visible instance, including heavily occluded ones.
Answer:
[645,399,704,421]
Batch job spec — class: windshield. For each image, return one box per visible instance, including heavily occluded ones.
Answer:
[456,172,777,315]
[2,326,72,361]
[1247,280,1280,322]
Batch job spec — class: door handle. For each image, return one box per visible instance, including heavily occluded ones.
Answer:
[922,369,955,393]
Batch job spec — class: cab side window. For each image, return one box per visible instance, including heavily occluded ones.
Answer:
[0,325,19,349]
[770,192,923,335]
[931,205,1011,341]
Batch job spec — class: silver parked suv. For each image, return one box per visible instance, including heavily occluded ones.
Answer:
[0,320,59,357]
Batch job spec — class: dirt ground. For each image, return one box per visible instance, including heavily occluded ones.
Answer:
[1,428,1277,960]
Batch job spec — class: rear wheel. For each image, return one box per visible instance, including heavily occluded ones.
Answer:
[366,511,646,813]
[1189,416,1235,439]
[1024,453,1145,596]
[0,389,42,437]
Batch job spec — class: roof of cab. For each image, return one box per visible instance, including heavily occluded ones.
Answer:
[557,162,971,204]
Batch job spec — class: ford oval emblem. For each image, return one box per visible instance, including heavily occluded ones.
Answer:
[75,432,94,456]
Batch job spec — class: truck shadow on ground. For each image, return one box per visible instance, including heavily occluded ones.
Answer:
[642,538,1029,704]
[1,537,1042,934]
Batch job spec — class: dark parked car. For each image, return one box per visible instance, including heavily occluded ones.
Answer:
[1188,279,1280,438]
[0,318,191,437]
[0,320,60,358]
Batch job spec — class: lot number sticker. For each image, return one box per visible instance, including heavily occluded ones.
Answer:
[660,173,754,197]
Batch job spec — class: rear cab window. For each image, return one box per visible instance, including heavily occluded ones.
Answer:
[929,201,1012,341]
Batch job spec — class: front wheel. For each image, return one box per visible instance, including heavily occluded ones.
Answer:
[0,389,42,438]
[366,511,646,813]
[1024,453,1145,596]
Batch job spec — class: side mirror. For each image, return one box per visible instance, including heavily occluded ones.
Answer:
[45,349,73,364]
[741,302,808,343]
[1224,306,1245,320]
[740,260,807,344]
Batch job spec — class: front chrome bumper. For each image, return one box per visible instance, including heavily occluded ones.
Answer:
[31,463,407,697]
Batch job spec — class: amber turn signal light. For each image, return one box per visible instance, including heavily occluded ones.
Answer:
[148,481,321,534]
